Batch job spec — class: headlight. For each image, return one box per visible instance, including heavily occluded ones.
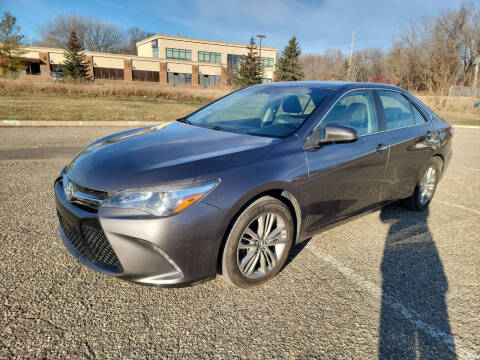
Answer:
[101,180,219,216]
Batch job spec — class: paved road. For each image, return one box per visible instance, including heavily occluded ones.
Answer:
[0,127,478,359]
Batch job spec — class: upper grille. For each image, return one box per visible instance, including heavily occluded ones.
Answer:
[58,212,122,271]
[74,182,108,200]
[61,177,108,211]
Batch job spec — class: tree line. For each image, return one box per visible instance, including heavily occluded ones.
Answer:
[301,2,480,94]
[2,1,479,92]
[36,14,153,55]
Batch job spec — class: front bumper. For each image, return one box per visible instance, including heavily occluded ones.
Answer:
[54,177,227,287]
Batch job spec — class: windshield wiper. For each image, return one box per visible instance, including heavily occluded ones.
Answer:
[177,117,191,124]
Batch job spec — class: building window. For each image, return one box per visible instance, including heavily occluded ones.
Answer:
[94,67,124,81]
[166,48,192,60]
[227,54,245,71]
[133,70,160,82]
[152,48,159,58]
[262,78,272,84]
[199,74,220,87]
[198,51,221,63]
[167,72,192,85]
[261,57,274,67]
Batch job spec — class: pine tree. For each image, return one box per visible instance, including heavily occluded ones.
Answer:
[233,37,264,88]
[275,36,304,82]
[63,31,90,80]
[0,12,25,75]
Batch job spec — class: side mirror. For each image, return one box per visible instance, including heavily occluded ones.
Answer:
[320,124,359,144]
[304,124,359,150]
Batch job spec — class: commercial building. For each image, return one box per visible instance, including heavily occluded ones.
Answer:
[6,34,277,87]
[136,34,277,86]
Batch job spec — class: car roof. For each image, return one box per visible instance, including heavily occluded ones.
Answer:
[255,80,405,93]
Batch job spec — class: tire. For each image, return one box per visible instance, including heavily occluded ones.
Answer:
[221,196,294,289]
[403,157,441,211]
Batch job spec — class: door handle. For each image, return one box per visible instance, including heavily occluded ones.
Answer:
[376,144,387,153]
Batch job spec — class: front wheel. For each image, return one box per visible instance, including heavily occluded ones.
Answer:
[221,196,294,289]
[403,157,441,211]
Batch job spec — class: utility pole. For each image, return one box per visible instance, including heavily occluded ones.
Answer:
[256,34,266,59]
[348,28,355,81]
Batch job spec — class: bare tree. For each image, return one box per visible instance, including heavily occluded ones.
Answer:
[38,14,124,53]
[118,27,155,55]
[301,50,346,81]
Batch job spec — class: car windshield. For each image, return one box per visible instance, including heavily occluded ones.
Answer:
[185,85,333,137]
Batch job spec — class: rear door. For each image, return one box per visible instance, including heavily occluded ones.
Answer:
[303,90,388,233]
[374,90,432,202]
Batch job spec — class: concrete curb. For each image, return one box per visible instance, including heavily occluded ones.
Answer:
[1,120,166,127]
[452,124,480,129]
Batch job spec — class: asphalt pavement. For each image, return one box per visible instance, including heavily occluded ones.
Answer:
[0,126,478,359]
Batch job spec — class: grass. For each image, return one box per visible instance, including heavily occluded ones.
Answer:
[1,93,479,126]
[0,78,479,126]
[0,78,229,102]
[0,94,205,122]
[436,111,480,126]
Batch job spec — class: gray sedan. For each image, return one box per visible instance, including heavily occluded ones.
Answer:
[54,81,453,288]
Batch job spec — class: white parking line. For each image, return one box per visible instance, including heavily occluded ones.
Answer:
[436,200,480,216]
[459,166,480,171]
[307,244,479,360]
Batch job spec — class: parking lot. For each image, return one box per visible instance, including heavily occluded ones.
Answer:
[0,126,478,359]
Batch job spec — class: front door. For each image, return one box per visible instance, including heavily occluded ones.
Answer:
[303,90,388,234]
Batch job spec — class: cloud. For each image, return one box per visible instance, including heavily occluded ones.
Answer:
[92,0,128,10]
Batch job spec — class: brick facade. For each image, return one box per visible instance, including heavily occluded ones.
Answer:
[159,62,167,84]
[85,56,94,79]
[192,65,199,85]
[221,66,228,86]
[39,52,50,77]
[123,59,132,81]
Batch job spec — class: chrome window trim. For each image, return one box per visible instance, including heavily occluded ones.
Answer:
[306,87,431,143]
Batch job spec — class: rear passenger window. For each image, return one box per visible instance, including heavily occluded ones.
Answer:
[411,104,426,124]
[377,91,415,130]
[320,91,378,136]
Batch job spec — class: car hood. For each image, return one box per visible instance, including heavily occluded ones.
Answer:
[66,122,278,191]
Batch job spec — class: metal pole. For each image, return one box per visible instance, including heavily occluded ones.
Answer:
[348,28,355,81]
[256,34,266,60]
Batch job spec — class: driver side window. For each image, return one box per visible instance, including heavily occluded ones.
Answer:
[320,91,378,136]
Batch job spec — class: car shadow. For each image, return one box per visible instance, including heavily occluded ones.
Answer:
[283,237,312,270]
[379,204,455,359]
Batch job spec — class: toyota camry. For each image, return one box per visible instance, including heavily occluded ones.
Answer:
[54,81,453,288]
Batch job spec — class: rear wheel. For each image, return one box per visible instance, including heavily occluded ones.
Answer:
[403,157,441,211]
[221,196,294,289]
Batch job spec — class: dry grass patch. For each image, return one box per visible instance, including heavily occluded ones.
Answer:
[0,94,204,122]
[0,78,230,102]
[436,111,480,126]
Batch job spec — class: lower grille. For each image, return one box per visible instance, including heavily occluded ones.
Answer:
[57,212,122,271]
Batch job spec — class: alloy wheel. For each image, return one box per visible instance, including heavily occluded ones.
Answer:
[419,167,437,205]
[236,212,288,279]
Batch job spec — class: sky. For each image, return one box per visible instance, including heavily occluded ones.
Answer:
[0,0,467,54]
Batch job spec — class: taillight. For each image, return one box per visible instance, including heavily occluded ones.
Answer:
[448,128,454,138]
